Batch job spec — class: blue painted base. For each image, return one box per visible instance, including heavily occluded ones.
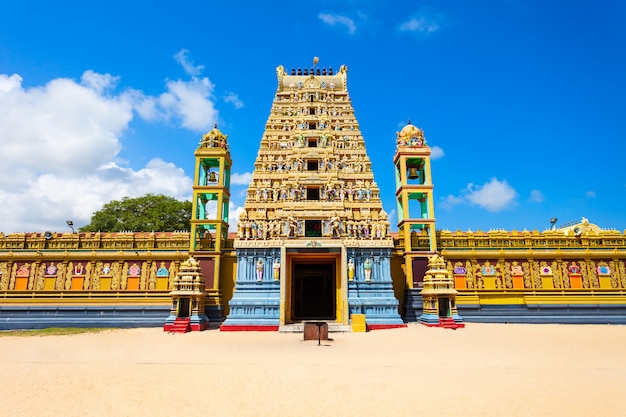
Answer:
[0,305,170,330]
[222,280,281,327]
[419,312,441,325]
[348,281,405,326]
[190,313,209,328]
[403,289,423,322]
[457,303,626,324]
[403,287,626,324]
[451,313,464,323]
[164,314,177,326]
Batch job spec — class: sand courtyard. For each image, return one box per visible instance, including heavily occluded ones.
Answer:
[0,323,624,417]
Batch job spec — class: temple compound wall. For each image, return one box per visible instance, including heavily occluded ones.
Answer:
[1,225,625,329]
[403,227,626,324]
[0,231,193,328]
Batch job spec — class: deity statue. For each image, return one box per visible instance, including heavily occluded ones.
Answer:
[128,263,140,277]
[346,220,354,238]
[296,133,305,147]
[237,220,245,239]
[329,213,341,238]
[288,216,299,237]
[257,221,265,240]
[364,258,372,282]
[256,259,264,282]
[45,262,57,276]
[273,259,281,281]
[156,262,169,277]
[348,258,355,281]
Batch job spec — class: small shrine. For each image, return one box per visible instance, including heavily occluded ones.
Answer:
[420,254,464,329]
[163,255,209,332]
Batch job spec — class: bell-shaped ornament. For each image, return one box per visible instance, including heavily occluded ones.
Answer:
[407,167,420,180]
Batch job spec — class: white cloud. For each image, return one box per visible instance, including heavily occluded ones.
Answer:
[0,158,192,233]
[399,9,443,34]
[440,178,517,212]
[128,49,220,132]
[228,203,246,232]
[528,189,544,203]
[174,49,205,77]
[230,172,253,186]
[0,69,219,233]
[585,191,596,198]
[430,145,445,160]
[159,77,218,132]
[0,73,130,183]
[224,92,244,109]
[465,179,517,212]
[318,13,357,35]
[439,194,465,210]
[80,70,120,94]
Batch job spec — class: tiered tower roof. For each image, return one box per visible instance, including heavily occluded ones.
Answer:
[236,63,390,242]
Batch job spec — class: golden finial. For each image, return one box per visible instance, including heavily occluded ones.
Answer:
[313,56,319,65]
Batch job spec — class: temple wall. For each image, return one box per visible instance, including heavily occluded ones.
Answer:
[2,228,626,327]
[436,229,626,291]
[389,248,406,316]
[218,250,238,317]
[433,229,626,323]
[0,232,189,329]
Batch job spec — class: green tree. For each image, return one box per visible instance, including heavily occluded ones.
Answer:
[79,194,192,232]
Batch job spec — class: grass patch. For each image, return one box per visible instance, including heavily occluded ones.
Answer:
[0,327,114,337]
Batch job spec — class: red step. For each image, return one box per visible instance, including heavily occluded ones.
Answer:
[440,317,465,329]
[164,318,191,333]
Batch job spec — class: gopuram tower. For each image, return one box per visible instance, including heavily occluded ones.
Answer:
[221,63,404,330]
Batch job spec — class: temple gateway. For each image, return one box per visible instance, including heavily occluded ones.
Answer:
[1,63,625,331]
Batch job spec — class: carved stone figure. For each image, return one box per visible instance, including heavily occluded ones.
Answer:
[348,258,355,281]
[288,216,299,237]
[330,214,341,238]
[273,259,280,281]
[364,258,372,282]
[256,259,264,282]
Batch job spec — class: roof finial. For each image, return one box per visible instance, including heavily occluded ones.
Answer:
[214,123,218,129]
[407,119,411,125]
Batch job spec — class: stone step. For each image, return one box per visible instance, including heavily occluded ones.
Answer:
[166,318,191,333]
[279,322,352,333]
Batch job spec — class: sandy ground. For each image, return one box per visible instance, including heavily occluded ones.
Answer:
[0,323,624,417]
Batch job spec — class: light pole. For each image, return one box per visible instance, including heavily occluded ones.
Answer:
[550,218,558,230]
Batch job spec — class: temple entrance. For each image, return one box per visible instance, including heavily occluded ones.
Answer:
[178,298,190,318]
[438,297,450,317]
[292,263,335,320]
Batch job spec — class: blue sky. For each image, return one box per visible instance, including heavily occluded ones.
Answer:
[1,0,624,234]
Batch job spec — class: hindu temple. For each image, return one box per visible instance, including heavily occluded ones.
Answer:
[1,62,625,330]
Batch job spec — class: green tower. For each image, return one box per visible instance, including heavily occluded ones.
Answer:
[393,121,437,320]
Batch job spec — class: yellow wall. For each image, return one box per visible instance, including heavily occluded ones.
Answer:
[390,251,406,315]
[218,251,238,317]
